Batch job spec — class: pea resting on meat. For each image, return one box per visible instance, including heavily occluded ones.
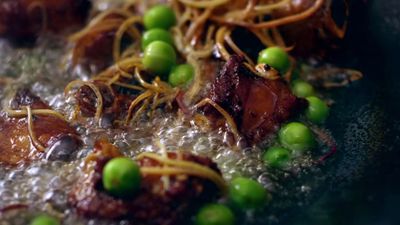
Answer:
[257,47,290,74]
[141,28,174,50]
[195,204,235,225]
[102,157,141,198]
[263,146,291,169]
[168,64,195,87]
[229,177,270,210]
[292,80,315,98]
[305,96,330,124]
[30,215,60,225]
[143,41,177,76]
[144,5,176,30]
[279,122,316,154]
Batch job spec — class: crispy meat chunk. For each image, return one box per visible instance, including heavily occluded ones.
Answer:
[72,29,116,71]
[71,13,136,72]
[272,0,345,57]
[69,140,221,224]
[75,82,117,117]
[228,1,344,58]
[74,82,135,122]
[0,89,81,165]
[206,55,307,144]
[0,0,91,42]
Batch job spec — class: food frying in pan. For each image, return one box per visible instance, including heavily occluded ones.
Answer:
[0,0,362,224]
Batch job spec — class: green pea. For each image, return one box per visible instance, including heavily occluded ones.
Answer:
[144,5,176,30]
[143,41,176,75]
[257,47,290,74]
[102,157,141,198]
[229,177,270,210]
[195,204,235,225]
[292,80,315,98]
[30,215,59,225]
[279,122,316,153]
[141,28,174,50]
[263,147,291,169]
[168,64,194,87]
[305,96,329,124]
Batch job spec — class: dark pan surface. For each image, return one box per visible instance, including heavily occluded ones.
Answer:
[1,1,398,224]
[281,0,400,224]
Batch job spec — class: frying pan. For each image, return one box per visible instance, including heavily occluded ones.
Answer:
[1,0,399,224]
[277,0,400,224]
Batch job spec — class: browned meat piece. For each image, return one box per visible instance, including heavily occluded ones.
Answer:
[71,12,127,71]
[69,140,222,224]
[0,0,91,42]
[70,68,178,125]
[72,29,116,72]
[273,0,346,57]
[74,81,136,123]
[0,89,81,165]
[206,55,307,144]
[70,13,137,72]
[76,82,118,117]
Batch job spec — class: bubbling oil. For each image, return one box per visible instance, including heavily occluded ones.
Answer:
[0,36,280,225]
[0,3,327,222]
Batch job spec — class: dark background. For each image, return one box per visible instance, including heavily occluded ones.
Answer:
[285,0,400,224]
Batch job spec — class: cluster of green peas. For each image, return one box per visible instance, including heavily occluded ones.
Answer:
[104,158,271,225]
[195,50,331,225]
[29,171,269,225]
[141,5,195,88]
[100,158,270,225]
[257,47,330,170]
[28,5,330,225]
[193,45,331,225]
[28,157,269,225]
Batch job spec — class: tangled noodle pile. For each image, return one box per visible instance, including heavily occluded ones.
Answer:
[66,0,349,127]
